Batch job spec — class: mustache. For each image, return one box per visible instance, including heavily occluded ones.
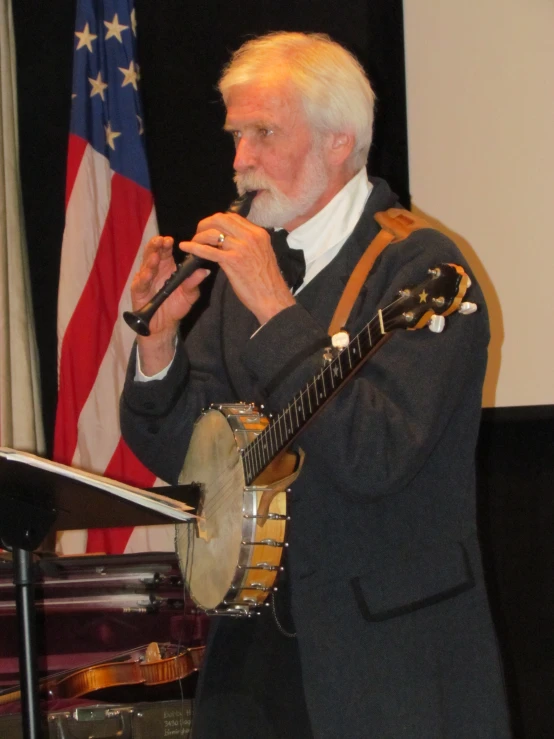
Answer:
[234,172,278,197]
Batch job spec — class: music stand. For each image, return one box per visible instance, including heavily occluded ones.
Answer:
[0,451,197,739]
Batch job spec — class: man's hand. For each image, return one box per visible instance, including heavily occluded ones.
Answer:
[182,211,295,325]
[131,235,210,375]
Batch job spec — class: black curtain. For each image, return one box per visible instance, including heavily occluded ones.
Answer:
[12,0,409,452]
[477,410,554,739]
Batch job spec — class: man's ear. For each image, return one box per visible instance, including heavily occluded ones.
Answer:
[327,131,355,166]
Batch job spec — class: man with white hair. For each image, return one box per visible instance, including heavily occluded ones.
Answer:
[121,32,511,738]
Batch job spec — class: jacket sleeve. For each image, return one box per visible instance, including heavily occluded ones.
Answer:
[120,273,237,484]
[240,229,489,500]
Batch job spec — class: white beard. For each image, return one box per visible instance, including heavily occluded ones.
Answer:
[234,146,329,229]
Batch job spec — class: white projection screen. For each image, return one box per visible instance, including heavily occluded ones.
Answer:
[403,0,554,408]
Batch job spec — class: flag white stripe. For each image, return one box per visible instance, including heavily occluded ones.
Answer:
[124,522,175,554]
[57,145,112,347]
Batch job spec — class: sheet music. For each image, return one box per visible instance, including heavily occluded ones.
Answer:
[0,448,196,522]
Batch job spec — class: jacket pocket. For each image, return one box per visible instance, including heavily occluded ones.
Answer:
[351,541,475,622]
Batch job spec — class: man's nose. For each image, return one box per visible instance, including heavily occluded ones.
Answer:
[233,137,257,172]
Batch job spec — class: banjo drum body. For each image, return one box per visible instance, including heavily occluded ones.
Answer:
[176,404,298,616]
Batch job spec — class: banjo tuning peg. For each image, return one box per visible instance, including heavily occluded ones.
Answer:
[458,301,477,315]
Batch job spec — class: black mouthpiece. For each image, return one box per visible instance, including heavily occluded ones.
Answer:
[228,190,256,217]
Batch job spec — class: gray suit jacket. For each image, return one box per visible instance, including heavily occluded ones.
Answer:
[121,177,511,737]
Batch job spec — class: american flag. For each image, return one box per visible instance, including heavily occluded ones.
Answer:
[55,0,170,554]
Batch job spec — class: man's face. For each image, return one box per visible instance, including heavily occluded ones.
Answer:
[224,78,332,231]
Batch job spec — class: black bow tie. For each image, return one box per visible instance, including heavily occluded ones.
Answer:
[270,229,305,294]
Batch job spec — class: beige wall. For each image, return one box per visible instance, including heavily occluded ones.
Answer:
[403,0,554,407]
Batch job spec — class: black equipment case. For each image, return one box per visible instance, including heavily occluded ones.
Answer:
[0,699,193,738]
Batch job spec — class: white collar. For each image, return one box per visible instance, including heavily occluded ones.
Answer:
[286,168,373,290]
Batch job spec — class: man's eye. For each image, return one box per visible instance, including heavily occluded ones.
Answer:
[258,128,273,137]
[231,131,242,141]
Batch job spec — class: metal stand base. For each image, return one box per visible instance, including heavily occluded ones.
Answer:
[13,547,42,739]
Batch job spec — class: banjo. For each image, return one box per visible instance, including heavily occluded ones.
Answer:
[176,263,475,615]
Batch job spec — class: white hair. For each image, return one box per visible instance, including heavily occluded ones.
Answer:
[218,32,375,171]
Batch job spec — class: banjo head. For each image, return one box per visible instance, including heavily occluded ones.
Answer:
[176,408,246,610]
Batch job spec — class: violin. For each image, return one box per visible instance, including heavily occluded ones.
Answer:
[0,642,204,706]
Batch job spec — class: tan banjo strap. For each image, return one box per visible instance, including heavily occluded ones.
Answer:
[327,207,432,336]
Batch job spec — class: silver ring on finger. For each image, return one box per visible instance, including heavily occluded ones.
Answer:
[217,232,226,245]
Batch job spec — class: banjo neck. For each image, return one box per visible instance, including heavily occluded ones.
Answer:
[241,261,470,486]
[241,320,392,486]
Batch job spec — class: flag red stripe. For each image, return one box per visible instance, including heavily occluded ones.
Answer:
[55,174,153,464]
[104,437,157,488]
[86,526,134,554]
[65,134,88,208]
